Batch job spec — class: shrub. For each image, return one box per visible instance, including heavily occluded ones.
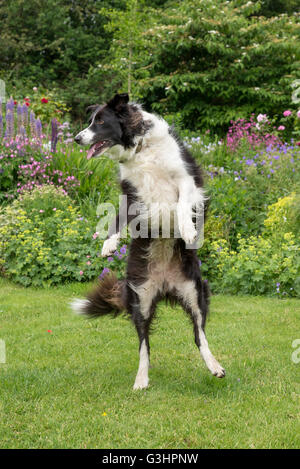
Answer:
[0,185,127,286]
[51,143,120,219]
[193,138,300,247]
[226,116,281,153]
[203,192,300,298]
[207,233,300,297]
[132,0,300,133]
[264,192,300,236]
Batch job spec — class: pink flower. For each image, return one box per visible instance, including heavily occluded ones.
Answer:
[79,270,84,276]
[257,113,267,123]
[278,125,285,131]
[86,261,91,266]
[297,110,300,119]
[283,110,292,117]
[92,232,99,240]
[39,209,44,213]
[53,207,57,211]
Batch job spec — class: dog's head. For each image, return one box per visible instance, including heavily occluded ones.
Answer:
[75,93,148,160]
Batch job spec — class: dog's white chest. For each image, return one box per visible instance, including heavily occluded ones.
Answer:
[121,160,179,207]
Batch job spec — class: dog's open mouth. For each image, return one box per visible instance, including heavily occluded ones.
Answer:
[87,140,111,160]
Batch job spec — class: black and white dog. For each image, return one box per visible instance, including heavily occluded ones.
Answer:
[72,93,225,389]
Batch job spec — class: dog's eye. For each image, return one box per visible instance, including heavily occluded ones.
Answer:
[97,120,104,125]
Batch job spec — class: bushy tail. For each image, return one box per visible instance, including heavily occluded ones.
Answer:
[71,273,126,319]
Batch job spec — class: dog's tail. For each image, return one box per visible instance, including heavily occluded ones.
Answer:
[71,273,126,319]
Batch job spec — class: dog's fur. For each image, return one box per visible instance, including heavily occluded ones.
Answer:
[72,93,225,389]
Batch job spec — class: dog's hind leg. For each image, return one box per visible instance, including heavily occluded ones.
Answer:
[170,274,225,379]
[187,280,225,378]
[128,280,160,390]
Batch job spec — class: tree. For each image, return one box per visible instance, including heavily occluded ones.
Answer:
[132,0,300,132]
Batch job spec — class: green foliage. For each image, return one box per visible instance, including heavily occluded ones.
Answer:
[51,143,120,219]
[207,232,300,297]
[28,89,70,124]
[194,138,300,247]
[131,0,300,132]
[257,0,300,17]
[264,192,300,236]
[0,139,46,203]
[0,185,108,286]
[1,0,299,130]
[98,0,151,97]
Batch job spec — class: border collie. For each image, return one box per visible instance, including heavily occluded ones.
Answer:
[72,93,225,389]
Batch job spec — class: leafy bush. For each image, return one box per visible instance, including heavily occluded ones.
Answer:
[207,233,300,297]
[131,0,300,133]
[28,88,70,124]
[191,138,300,247]
[0,138,81,202]
[264,192,300,236]
[51,143,120,219]
[0,186,127,286]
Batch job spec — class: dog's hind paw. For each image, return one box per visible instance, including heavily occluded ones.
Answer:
[210,361,226,379]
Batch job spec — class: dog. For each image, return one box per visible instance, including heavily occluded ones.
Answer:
[72,93,225,389]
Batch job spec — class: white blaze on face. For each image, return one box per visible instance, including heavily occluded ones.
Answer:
[76,126,96,145]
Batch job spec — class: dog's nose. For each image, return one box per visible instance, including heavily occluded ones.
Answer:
[74,134,81,144]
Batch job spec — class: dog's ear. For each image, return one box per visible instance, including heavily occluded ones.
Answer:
[86,104,99,115]
[107,93,129,113]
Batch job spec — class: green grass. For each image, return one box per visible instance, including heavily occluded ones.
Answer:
[0,277,299,449]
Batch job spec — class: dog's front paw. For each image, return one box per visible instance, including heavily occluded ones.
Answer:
[133,375,149,390]
[101,234,120,257]
[179,220,198,245]
[207,357,226,379]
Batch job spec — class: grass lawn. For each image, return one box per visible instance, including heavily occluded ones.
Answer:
[0,277,299,449]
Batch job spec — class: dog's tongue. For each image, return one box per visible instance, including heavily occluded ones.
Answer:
[87,144,97,160]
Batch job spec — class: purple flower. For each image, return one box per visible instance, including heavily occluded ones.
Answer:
[107,257,113,262]
[6,97,14,113]
[30,111,36,138]
[35,118,42,140]
[5,110,14,139]
[120,245,127,254]
[22,104,28,126]
[51,118,59,153]
[99,267,110,279]
[17,104,23,134]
